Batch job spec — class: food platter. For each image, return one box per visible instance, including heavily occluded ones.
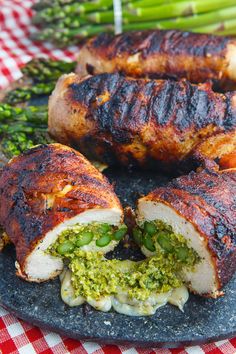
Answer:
[0,167,235,348]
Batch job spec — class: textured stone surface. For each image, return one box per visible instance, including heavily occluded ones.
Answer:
[0,166,235,348]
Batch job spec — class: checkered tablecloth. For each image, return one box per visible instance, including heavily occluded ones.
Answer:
[0,0,77,89]
[0,1,236,353]
[1,306,236,354]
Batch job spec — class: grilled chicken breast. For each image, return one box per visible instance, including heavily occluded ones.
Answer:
[137,167,236,298]
[48,72,236,172]
[0,144,123,282]
[76,30,236,91]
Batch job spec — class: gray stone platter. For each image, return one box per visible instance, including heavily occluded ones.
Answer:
[0,167,235,348]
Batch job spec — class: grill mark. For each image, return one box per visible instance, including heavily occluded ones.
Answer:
[108,78,150,135]
[70,73,236,133]
[91,30,231,59]
[98,76,134,130]
[152,80,176,126]
[70,74,236,133]
[61,73,236,171]
[185,84,218,130]
[145,80,161,125]
[171,81,191,130]
[92,74,129,142]
[93,32,114,49]
[177,81,196,130]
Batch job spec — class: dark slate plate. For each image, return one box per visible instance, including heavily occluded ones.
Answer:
[0,165,235,348]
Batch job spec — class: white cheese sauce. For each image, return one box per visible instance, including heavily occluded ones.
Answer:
[60,269,189,316]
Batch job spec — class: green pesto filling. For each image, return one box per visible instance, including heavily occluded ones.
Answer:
[133,220,200,267]
[68,250,183,301]
[49,222,128,255]
[49,221,200,301]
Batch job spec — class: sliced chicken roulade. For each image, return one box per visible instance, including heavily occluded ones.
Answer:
[0,144,124,282]
[136,167,236,298]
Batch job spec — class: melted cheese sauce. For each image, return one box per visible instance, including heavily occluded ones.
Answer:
[60,269,189,316]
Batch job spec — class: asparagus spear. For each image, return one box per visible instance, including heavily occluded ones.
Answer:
[4,59,76,104]
[88,0,236,24]
[32,0,113,24]
[1,59,75,157]
[22,59,76,82]
[31,1,236,45]
[52,16,85,29]
[1,131,54,159]
[0,104,48,127]
[32,24,113,44]
[1,133,35,158]
[0,104,51,158]
[123,6,236,31]
[32,0,78,11]
[32,4,236,46]
[192,18,236,34]
[217,28,236,36]
[5,83,55,104]
[127,0,188,9]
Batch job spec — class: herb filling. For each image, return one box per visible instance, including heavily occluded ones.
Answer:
[49,222,128,255]
[49,221,200,301]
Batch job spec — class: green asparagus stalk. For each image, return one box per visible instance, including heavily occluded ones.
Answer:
[32,0,113,24]
[32,24,113,44]
[1,131,54,159]
[0,105,48,127]
[217,28,236,36]
[128,0,236,21]
[22,59,76,82]
[88,0,236,24]
[0,104,51,158]
[31,1,236,45]
[32,0,139,14]
[32,8,236,46]
[32,0,78,11]
[63,24,113,38]
[54,16,86,29]
[5,83,55,104]
[127,0,189,10]
[192,18,236,34]
[123,6,236,31]
[1,133,35,158]
[4,59,76,104]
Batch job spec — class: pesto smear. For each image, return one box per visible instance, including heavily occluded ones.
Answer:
[49,221,200,302]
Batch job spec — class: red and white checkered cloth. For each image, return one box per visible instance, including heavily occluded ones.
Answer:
[0,1,236,353]
[0,0,78,89]
[1,306,236,354]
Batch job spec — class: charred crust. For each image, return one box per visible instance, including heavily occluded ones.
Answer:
[89,30,231,59]
[60,73,236,171]
[81,30,236,90]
